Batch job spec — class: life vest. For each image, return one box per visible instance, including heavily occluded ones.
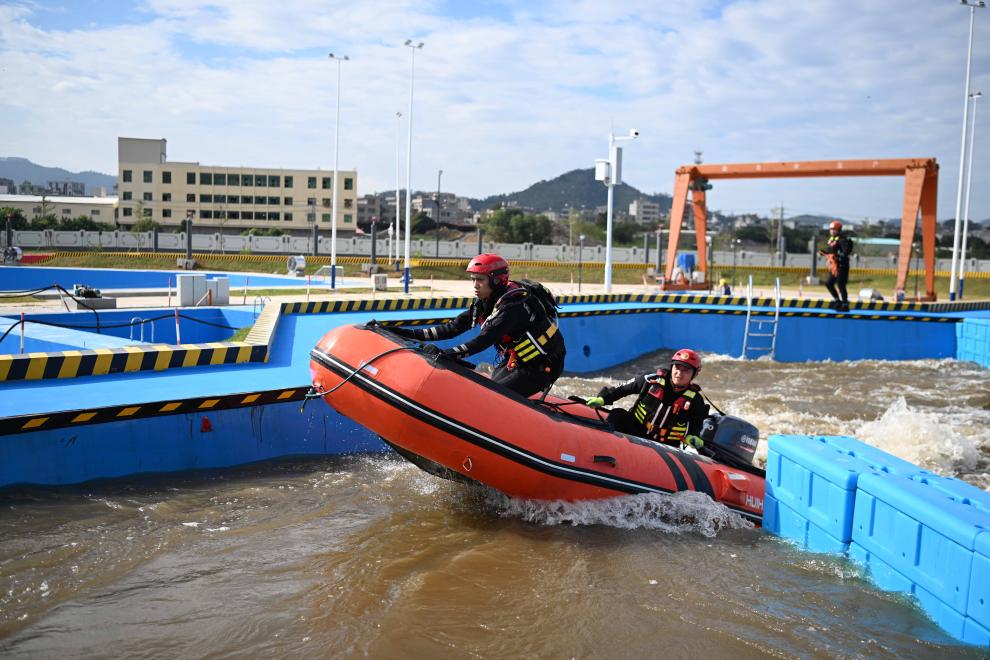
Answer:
[472,281,562,371]
[824,235,853,276]
[630,369,701,444]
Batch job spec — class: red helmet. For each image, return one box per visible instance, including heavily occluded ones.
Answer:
[671,348,702,374]
[829,220,842,231]
[467,253,510,287]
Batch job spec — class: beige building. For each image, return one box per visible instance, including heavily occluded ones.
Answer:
[629,198,661,225]
[117,137,358,232]
[0,193,117,221]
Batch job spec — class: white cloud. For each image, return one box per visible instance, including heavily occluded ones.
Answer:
[0,0,987,220]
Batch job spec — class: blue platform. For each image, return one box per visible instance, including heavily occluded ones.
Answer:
[765,434,990,648]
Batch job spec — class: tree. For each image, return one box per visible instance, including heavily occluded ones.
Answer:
[130,218,161,232]
[241,227,284,237]
[734,225,771,244]
[479,208,554,244]
[59,216,110,231]
[0,208,28,230]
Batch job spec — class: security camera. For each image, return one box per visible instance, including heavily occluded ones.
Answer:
[629,129,640,138]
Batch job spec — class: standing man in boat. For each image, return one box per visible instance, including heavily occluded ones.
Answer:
[585,348,709,449]
[818,220,854,312]
[385,253,566,397]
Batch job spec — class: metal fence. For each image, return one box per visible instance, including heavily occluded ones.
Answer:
[3,228,989,272]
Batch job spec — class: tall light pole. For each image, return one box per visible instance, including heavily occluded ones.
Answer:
[394,111,402,269]
[596,128,639,293]
[403,40,424,294]
[328,52,349,289]
[960,90,983,299]
[949,0,985,301]
[578,234,586,293]
[435,169,443,257]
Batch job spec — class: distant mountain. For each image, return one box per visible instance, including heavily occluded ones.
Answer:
[469,168,673,215]
[0,157,117,195]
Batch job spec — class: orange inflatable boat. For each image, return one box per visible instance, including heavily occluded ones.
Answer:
[310,324,766,525]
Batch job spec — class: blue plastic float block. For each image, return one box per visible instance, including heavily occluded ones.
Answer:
[849,540,990,647]
[764,435,928,551]
[852,472,990,637]
[763,496,849,554]
[957,319,990,368]
[971,533,990,635]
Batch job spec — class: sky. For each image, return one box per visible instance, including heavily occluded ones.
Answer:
[1,0,988,222]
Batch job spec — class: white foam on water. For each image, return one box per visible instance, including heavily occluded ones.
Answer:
[852,396,985,479]
[483,490,754,537]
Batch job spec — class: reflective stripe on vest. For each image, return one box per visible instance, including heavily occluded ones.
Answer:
[509,323,558,363]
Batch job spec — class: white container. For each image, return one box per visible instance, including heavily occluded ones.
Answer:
[177,273,206,307]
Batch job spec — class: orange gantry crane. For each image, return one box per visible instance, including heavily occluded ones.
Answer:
[662,158,939,301]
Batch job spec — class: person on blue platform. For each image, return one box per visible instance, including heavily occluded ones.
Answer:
[383,253,566,397]
[585,348,709,450]
[819,219,854,312]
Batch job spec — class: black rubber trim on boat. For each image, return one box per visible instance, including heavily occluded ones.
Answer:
[310,346,763,525]
[312,347,666,496]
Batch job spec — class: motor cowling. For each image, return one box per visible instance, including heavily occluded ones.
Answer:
[700,414,760,469]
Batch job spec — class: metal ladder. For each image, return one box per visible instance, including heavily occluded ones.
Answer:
[741,275,781,359]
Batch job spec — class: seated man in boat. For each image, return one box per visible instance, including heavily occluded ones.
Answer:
[585,348,709,450]
[386,253,566,397]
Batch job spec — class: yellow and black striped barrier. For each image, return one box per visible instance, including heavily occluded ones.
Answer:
[0,342,268,382]
[0,293,972,384]
[0,385,307,436]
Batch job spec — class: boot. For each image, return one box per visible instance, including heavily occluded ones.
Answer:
[828,299,839,310]
[838,301,850,312]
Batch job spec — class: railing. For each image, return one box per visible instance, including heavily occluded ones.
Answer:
[128,317,155,343]
[252,296,270,320]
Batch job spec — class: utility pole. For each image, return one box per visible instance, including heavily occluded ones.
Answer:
[770,205,784,265]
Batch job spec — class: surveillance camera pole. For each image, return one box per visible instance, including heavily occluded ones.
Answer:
[601,128,638,293]
[403,40,424,295]
[328,53,349,290]
[949,0,985,300]
[960,90,982,299]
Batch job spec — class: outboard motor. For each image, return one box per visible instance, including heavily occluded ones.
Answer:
[700,414,760,471]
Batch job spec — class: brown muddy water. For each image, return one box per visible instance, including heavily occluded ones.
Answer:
[2,354,989,658]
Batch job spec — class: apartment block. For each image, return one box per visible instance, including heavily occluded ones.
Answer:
[629,198,661,225]
[116,137,358,231]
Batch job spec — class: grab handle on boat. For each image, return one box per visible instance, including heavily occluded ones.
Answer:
[593,455,617,467]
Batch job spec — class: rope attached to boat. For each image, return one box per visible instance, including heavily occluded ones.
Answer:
[302,345,415,412]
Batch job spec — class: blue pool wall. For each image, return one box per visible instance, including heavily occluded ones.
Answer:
[554,311,957,370]
[1,307,256,352]
[0,400,384,487]
[765,434,990,648]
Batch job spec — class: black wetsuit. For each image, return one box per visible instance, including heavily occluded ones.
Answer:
[597,369,709,447]
[821,233,854,308]
[391,281,565,397]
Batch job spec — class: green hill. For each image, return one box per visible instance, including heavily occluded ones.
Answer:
[470,168,672,214]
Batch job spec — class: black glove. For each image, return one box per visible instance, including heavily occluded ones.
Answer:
[420,343,442,359]
[365,319,380,328]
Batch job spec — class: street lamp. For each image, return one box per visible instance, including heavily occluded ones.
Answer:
[435,169,443,257]
[394,111,402,270]
[960,90,983,299]
[403,39,424,294]
[578,234,586,293]
[949,0,986,301]
[595,128,639,293]
[328,52,349,289]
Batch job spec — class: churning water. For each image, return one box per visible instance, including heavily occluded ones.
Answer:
[2,354,988,658]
